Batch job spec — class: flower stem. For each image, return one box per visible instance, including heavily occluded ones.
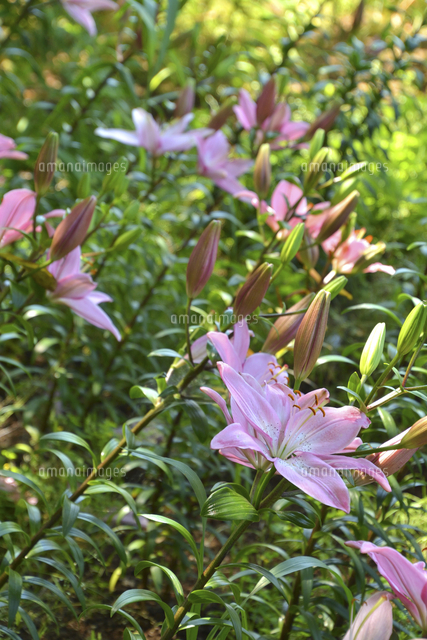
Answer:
[279,504,328,640]
[159,476,289,640]
[364,354,400,406]
[185,297,195,366]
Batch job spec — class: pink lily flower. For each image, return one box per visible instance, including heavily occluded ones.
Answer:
[237,180,328,235]
[0,189,36,246]
[61,0,118,37]
[96,109,210,156]
[324,229,395,276]
[343,591,393,640]
[0,188,64,246]
[0,134,28,160]
[346,540,427,633]
[233,89,309,145]
[48,246,121,340]
[207,319,289,385]
[197,131,253,196]
[204,363,390,511]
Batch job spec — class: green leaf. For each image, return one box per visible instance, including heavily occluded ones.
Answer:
[86,481,138,517]
[132,449,206,508]
[0,522,29,541]
[140,514,199,562]
[181,399,209,443]
[343,304,402,327]
[8,570,22,627]
[23,576,76,617]
[154,0,179,74]
[148,348,183,359]
[80,604,145,637]
[188,591,242,640]
[135,561,184,604]
[0,471,49,509]
[314,355,356,367]
[129,385,159,404]
[33,557,85,607]
[77,513,127,565]
[201,487,259,522]
[62,497,80,537]
[109,228,142,253]
[40,432,96,463]
[249,557,352,604]
[111,590,174,628]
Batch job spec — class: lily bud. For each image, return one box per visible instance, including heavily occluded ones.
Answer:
[297,229,319,270]
[233,263,273,319]
[175,81,195,118]
[396,302,427,357]
[343,592,393,640]
[262,293,315,354]
[360,323,386,377]
[354,427,417,486]
[50,196,96,261]
[322,275,348,300]
[293,290,331,383]
[352,0,365,31]
[34,132,59,197]
[280,223,305,265]
[400,416,427,449]
[254,144,271,198]
[306,104,341,138]
[186,220,221,298]
[209,105,234,131]
[315,190,359,243]
[303,147,328,193]
[256,78,276,125]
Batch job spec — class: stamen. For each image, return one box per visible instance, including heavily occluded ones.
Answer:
[288,393,295,401]
[314,394,319,406]
[319,407,326,417]
[307,406,316,416]
[293,404,301,410]
[294,390,302,397]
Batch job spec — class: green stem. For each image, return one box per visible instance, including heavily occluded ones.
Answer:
[279,504,327,640]
[159,476,288,640]
[185,297,194,366]
[364,354,400,406]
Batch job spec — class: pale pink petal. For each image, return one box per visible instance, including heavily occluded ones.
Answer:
[62,3,97,35]
[214,175,247,196]
[51,273,96,299]
[243,353,283,384]
[207,332,242,371]
[270,180,306,224]
[319,454,391,491]
[95,127,140,146]
[217,362,282,441]
[48,246,81,280]
[234,89,257,130]
[364,263,396,276]
[343,592,394,640]
[231,320,250,364]
[200,386,232,424]
[346,541,427,628]
[64,294,121,340]
[278,120,310,140]
[211,423,271,459]
[285,406,370,456]
[274,452,350,512]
